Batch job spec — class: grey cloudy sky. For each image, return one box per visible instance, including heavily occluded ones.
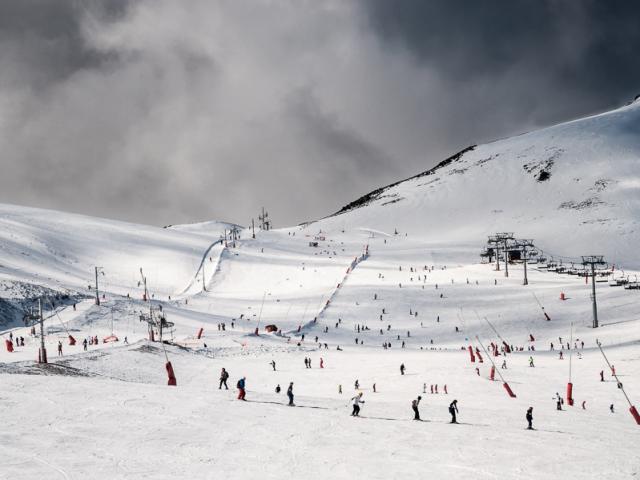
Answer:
[1,1,639,227]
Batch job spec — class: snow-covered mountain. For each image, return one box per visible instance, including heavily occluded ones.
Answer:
[1,101,640,480]
[320,99,640,268]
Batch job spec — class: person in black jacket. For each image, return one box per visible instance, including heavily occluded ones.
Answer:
[219,368,229,389]
[526,407,533,429]
[449,400,459,423]
[287,382,295,406]
[412,396,422,420]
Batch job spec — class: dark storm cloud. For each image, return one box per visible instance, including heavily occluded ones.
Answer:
[362,0,640,123]
[0,1,638,228]
[0,1,125,89]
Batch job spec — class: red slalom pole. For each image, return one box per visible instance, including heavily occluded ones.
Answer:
[566,382,574,406]
[503,382,516,398]
[630,406,640,425]
[166,361,177,386]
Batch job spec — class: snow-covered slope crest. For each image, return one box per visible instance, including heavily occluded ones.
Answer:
[0,203,219,298]
[322,100,640,268]
[166,219,243,239]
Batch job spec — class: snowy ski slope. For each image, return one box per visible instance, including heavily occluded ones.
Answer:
[1,101,639,479]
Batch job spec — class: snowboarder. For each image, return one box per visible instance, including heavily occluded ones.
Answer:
[351,392,365,416]
[400,363,406,375]
[219,368,229,389]
[287,382,295,406]
[526,407,533,429]
[412,396,422,420]
[449,400,459,423]
[237,377,246,400]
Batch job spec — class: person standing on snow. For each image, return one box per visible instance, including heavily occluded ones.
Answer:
[219,368,229,389]
[449,400,459,423]
[351,392,365,417]
[237,377,246,400]
[287,382,295,406]
[400,363,406,375]
[526,407,534,429]
[412,396,422,420]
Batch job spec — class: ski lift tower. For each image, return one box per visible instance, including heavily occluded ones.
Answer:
[487,235,501,271]
[582,255,607,328]
[139,305,175,342]
[94,266,105,305]
[514,239,535,285]
[259,207,271,231]
[230,225,241,247]
[495,233,515,277]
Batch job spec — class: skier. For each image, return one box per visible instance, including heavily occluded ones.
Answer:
[83,338,88,351]
[237,377,246,400]
[219,368,229,389]
[449,400,459,423]
[320,358,324,368]
[270,360,276,371]
[354,379,359,390]
[600,370,604,382]
[526,407,534,430]
[610,404,615,413]
[501,360,507,369]
[529,357,535,367]
[287,382,295,406]
[351,392,365,417]
[412,396,422,420]
[275,384,281,393]
[400,363,406,375]
[57,341,63,356]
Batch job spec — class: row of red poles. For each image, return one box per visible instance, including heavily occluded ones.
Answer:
[470,331,639,425]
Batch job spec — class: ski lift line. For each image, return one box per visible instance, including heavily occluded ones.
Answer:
[256,291,268,330]
[475,311,509,347]
[534,247,584,264]
[475,335,508,384]
[45,297,71,337]
[597,342,634,408]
